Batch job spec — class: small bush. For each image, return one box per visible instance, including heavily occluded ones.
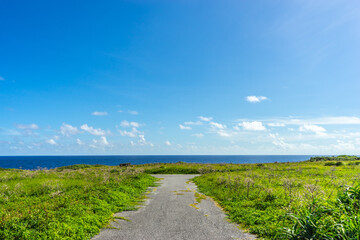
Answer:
[309,155,360,162]
[324,161,343,166]
[348,161,360,166]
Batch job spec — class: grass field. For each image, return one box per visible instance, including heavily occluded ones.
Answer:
[1,156,360,239]
[0,165,156,239]
[192,159,360,239]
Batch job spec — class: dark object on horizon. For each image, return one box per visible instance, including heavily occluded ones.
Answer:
[308,155,360,162]
[119,163,131,167]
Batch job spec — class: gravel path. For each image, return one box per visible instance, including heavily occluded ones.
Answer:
[92,174,256,240]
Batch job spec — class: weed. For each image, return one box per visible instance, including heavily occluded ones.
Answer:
[194,192,207,202]
[189,203,199,210]
[114,216,132,222]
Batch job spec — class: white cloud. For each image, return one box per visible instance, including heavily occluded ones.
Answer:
[0,129,21,136]
[100,136,109,145]
[266,116,360,126]
[216,130,232,137]
[0,77,5,81]
[46,139,57,145]
[92,111,108,116]
[76,138,84,145]
[119,128,139,138]
[299,124,326,135]
[128,110,138,115]
[208,122,234,137]
[12,124,39,137]
[90,136,110,147]
[117,110,123,113]
[301,117,360,125]
[120,120,140,128]
[192,133,204,138]
[139,136,147,145]
[331,140,356,151]
[233,126,241,131]
[268,123,286,127]
[80,124,106,136]
[165,140,171,146]
[138,134,152,146]
[60,123,79,136]
[240,121,266,131]
[199,116,213,122]
[210,122,226,129]
[269,133,293,149]
[246,96,268,103]
[179,124,192,130]
[16,123,39,130]
[208,121,234,137]
[184,121,202,125]
[129,136,153,147]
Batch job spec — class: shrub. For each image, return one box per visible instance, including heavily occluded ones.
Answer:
[324,161,343,166]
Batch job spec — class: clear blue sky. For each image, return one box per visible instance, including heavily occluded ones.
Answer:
[1,0,360,155]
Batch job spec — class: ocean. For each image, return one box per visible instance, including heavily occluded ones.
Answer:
[0,155,315,170]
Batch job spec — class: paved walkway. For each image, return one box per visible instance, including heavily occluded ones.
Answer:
[92,175,256,240]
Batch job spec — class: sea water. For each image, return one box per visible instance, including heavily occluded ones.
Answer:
[0,155,315,170]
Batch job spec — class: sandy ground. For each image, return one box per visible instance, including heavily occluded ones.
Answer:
[92,174,256,240]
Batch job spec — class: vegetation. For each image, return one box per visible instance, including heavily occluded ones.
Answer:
[55,164,106,171]
[0,165,156,239]
[142,162,201,174]
[1,155,360,239]
[193,160,360,239]
[308,155,360,162]
[141,162,252,174]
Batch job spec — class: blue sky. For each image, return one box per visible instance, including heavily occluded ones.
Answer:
[1,0,360,155]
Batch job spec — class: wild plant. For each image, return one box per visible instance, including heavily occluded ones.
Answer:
[283,178,295,205]
[304,183,321,203]
[281,201,337,240]
[264,187,276,202]
[244,177,254,198]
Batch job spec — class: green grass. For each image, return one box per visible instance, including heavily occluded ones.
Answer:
[2,156,360,239]
[140,162,253,174]
[0,166,156,239]
[55,164,106,171]
[192,161,360,239]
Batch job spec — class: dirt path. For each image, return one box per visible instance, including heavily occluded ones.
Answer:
[92,174,256,240]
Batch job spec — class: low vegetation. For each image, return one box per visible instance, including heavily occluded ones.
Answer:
[0,166,156,239]
[1,156,360,239]
[140,161,251,174]
[193,160,360,239]
[308,155,360,162]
